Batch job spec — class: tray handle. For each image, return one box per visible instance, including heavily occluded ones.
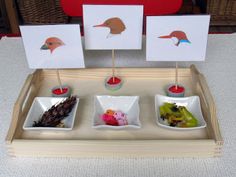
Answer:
[190,65,223,145]
[5,70,41,143]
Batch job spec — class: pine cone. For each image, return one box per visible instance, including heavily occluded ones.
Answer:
[33,96,77,127]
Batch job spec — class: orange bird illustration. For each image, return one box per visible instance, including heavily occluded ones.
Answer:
[159,31,191,46]
[93,17,126,37]
[40,37,65,53]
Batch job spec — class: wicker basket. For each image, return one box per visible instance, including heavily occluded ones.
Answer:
[207,0,236,25]
[17,0,68,24]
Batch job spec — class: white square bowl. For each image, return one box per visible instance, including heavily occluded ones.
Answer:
[93,95,141,129]
[23,97,79,131]
[155,94,206,130]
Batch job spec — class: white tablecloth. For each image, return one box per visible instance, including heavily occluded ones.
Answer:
[0,35,236,177]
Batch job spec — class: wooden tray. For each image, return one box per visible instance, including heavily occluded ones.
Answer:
[5,65,223,157]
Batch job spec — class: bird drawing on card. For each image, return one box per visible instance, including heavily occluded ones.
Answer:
[158,31,191,46]
[93,17,126,38]
[40,37,65,53]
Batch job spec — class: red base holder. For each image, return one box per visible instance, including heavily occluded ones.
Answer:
[166,84,185,97]
[51,85,71,97]
[105,76,123,91]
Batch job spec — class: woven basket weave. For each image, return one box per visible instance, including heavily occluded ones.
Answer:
[207,0,236,25]
[18,0,68,24]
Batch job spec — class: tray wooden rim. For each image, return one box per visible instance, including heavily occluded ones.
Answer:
[5,65,223,157]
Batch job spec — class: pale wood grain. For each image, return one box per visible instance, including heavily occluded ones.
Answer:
[6,65,223,157]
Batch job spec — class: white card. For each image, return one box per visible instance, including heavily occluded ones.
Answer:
[83,5,143,50]
[20,25,85,69]
[146,15,210,61]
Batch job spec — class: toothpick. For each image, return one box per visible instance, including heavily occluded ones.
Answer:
[56,69,63,93]
[175,62,178,90]
[112,49,115,83]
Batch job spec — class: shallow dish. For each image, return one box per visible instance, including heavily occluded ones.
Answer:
[23,97,79,130]
[93,95,141,129]
[155,94,206,130]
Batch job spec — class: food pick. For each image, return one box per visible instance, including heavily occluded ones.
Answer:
[166,62,185,97]
[105,50,123,91]
[51,69,71,97]
[56,69,63,92]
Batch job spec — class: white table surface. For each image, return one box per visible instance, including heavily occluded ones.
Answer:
[0,35,236,177]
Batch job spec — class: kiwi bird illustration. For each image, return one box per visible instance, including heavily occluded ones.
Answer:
[93,17,126,38]
[40,37,65,53]
[158,31,191,46]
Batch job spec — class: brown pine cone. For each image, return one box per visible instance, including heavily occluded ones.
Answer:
[33,96,77,127]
